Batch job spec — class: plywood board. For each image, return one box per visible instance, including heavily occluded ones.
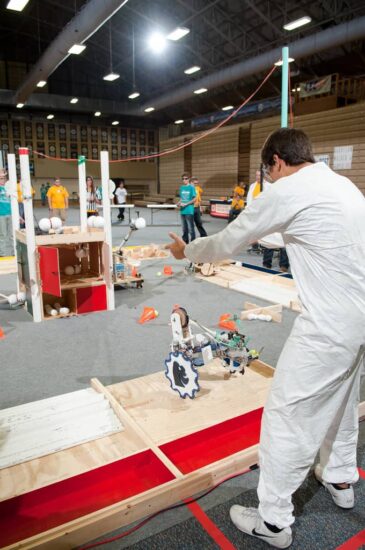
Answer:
[0,257,17,275]
[109,359,272,446]
[197,264,300,310]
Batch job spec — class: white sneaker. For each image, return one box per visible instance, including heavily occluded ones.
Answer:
[229,505,292,548]
[314,464,354,509]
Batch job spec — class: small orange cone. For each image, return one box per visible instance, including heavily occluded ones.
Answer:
[163,265,173,276]
[138,306,159,324]
[0,327,5,340]
[219,313,237,331]
[131,266,138,277]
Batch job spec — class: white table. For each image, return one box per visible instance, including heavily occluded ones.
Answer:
[147,204,179,225]
[97,204,135,223]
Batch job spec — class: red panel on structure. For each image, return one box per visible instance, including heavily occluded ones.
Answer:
[38,246,61,297]
[19,148,29,155]
[159,408,263,474]
[0,450,175,548]
[76,284,107,314]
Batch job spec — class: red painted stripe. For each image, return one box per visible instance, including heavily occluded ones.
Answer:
[358,467,365,479]
[18,148,29,155]
[160,408,263,474]
[186,500,236,550]
[335,529,365,550]
[0,450,175,548]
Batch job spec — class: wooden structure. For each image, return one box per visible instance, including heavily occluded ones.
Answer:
[0,359,273,549]
[16,227,112,320]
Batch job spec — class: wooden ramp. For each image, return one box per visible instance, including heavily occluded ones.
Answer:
[196,264,301,311]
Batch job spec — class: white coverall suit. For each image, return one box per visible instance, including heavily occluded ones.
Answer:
[185,162,365,528]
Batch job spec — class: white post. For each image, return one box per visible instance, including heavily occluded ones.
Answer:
[7,154,20,292]
[78,155,87,231]
[100,151,115,311]
[19,148,42,322]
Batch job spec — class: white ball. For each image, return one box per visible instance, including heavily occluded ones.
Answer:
[39,218,51,232]
[7,293,18,305]
[87,215,97,228]
[75,248,87,259]
[235,261,241,267]
[93,216,105,228]
[134,217,146,229]
[247,313,256,321]
[59,307,70,315]
[64,266,75,276]
[74,264,81,274]
[17,292,26,302]
[50,217,62,229]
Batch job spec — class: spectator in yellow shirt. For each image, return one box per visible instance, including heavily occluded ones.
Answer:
[191,177,207,237]
[47,178,69,222]
[17,181,35,228]
[228,179,247,223]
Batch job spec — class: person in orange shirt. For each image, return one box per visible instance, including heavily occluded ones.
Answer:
[47,178,69,222]
[191,177,207,237]
[228,179,247,223]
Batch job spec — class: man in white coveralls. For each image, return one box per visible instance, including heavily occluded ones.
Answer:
[166,128,365,548]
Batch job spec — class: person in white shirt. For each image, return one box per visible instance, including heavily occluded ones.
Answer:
[166,128,365,548]
[115,179,127,221]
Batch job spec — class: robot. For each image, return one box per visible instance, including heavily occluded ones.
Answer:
[165,306,260,399]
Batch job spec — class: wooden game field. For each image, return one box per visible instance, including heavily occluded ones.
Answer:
[0,359,273,549]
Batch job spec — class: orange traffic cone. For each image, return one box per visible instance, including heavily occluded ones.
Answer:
[0,327,5,340]
[131,266,138,278]
[219,313,237,331]
[163,265,173,276]
[138,307,159,324]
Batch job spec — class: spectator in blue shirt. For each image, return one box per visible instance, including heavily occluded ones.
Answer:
[0,169,13,256]
[178,174,196,243]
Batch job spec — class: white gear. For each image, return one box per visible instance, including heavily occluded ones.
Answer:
[185,161,365,528]
[165,351,200,399]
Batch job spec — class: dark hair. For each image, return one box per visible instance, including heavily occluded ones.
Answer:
[261,128,315,167]
[181,173,190,179]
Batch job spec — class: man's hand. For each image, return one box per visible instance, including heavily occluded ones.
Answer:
[165,232,186,259]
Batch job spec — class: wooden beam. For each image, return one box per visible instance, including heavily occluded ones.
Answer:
[91,378,183,479]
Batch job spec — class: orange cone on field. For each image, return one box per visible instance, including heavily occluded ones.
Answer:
[163,265,173,276]
[138,306,159,324]
[219,313,237,331]
[0,327,5,340]
[131,266,138,277]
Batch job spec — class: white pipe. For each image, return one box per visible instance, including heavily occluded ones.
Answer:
[78,155,87,232]
[100,151,115,311]
[19,148,42,322]
[7,154,20,293]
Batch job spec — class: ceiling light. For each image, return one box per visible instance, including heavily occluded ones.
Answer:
[47,114,54,120]
[184,65,201,75]
[103,72,120,81]
[16,103,24,109]
[144,107,155,113]
[37,80,47,88]
[274,57,295,66]
[70,98,78,104]
[6,0,30,11]
[94,111,101,117]
[222,105,234,111]
[283,16,311,31]
[68,44,86,55]
[112,120,119,125]
[194,88,208,94]
[128,91,140,99]
[296,86,301,91]
[174,119,184,124]
[148,32,166,53]
[167,27,190,41]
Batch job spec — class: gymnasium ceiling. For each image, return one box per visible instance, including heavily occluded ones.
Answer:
[1,0,365,126]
